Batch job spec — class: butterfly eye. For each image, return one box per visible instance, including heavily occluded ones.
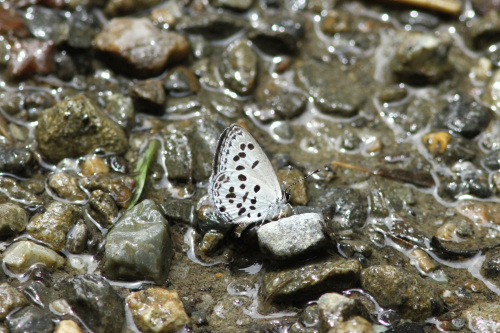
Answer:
[284,191,291,202]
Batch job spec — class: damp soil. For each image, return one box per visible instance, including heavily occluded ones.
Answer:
[1,0,500,332]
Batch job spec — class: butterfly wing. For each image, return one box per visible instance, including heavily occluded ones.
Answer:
[210,172,282,223]
[210,125,283,223]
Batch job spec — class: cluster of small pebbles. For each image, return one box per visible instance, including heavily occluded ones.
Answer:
[1,0,500,332]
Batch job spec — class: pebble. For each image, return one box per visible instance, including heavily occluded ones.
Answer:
[94,18,189,78]
[130,80,166,115]
[433,94,492,139]
[126,288,189,333]
[0,203,27,237]
[331,316,375,333]
[65,219,88,254]
[54,320,82,333]
[0,147,34,176]
[164,66,199,95]
[80,156,110,176]
[464,302,500,333]
[257,213,326,260]
[0,283,28,319]
[25,5,68,44]
[6,305,54,333]
[3,240,65,273]
[391,31,452,84]
[88,189,118,228]
[261,256,361,303]
[48,172,87,202]
[27,201,81,251]
[360,265,443,321]
[104,0,162,16]
[317,292,370,330]
[60,274,125,333]
[80,173,136,208]
[104,199,173,283]
[295,60,367,117]
[103,93,135,129]
[219,40,258,96]
[161,131,193,182]
[7,39,55,80]
[35,95,128,162]
[177,12,248,40]
[411,249,436,273]
[311,187,367,231]
[199,231,224,254]
[0,177,42,206]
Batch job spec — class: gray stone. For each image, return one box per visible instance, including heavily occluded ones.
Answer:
[35,95,128,162]
[257,213,326,260]
[177,12,248,40]
[66,219,88,254]
[104,199,173,283]
[162,131,193,182]
[294,60,367,117]
[311,187,367,232]
[88,189,118,228]
[94,18,189,78]
[25,5,68,44]
[261,256,362,303]
[199,89,243,118]
[130,80,166,115]
[6,305,54,333]
[433,93,492,139]
[219,40,258,96]
[27,201,81,251]
[360,265,444,321]
[0,147,34,176]
[0,203,28,237]
[391,31,452,84]
[104,93,134,128]
[210,0,253,11]
[164,66,199,95]
[60,274,124,333]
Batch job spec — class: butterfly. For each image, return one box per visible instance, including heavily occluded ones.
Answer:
[209,124,290,223]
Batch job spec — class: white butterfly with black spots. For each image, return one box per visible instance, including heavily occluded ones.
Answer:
[209,124,290,223]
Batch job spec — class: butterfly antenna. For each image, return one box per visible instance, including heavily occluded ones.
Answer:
[285,169,321,192]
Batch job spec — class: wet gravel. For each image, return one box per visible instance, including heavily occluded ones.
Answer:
[1,0,500,332]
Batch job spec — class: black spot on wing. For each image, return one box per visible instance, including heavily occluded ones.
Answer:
[238,207,246,216]
[254,185,260,193]
[236,165,245,170]
[238,174,247,181]
[252,161,259,169]
[248,143,255,150]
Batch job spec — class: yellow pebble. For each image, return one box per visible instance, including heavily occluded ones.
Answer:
[422,132,451,154]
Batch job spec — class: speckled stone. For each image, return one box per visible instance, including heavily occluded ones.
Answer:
[27,201,81,251]
[0,283,28,319]
[127,288,189,333]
